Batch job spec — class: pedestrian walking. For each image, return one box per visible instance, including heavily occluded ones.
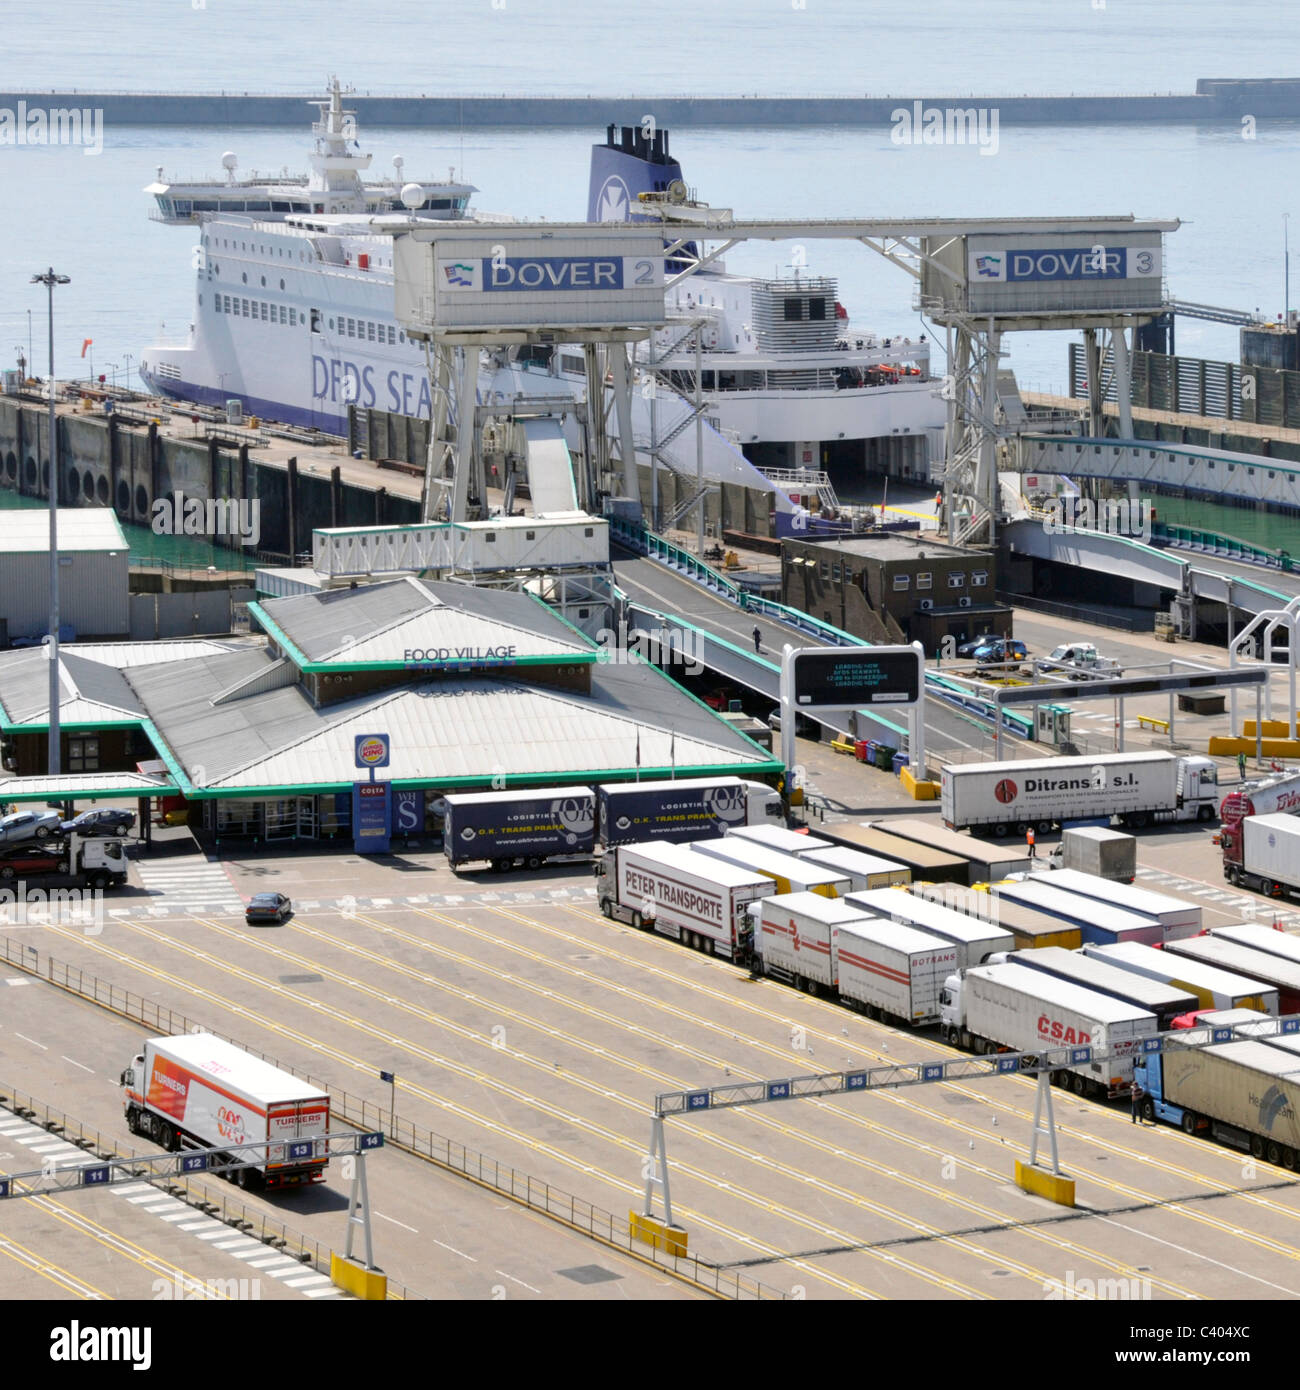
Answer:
[1130,1079,1145,1123]
[752,625,762,654]
[1238,751,1247,781]
[1026,825,1036,859]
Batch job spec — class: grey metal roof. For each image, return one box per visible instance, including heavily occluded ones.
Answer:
[60,654,145,718]
[257,576,591,665]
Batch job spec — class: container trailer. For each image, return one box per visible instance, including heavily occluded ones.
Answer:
[1221,811,1300,900]
[833,920,957,1027]
[755,892,872,990]
[817,823,968,885]
[844,887,1014,970]
[991,878,1163,946]
[1054,826,1137,883]
[867,817,1031,884]
[1010,946,1198,1030]
[1029,867,1200,937]
[794,844,910,892]
[689,838,850,898]
[1083,941,1279,1014]
[915,881,1083,951]
[1164,934,1300,1014]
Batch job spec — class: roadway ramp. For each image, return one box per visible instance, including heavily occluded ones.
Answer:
[521,417,579,516]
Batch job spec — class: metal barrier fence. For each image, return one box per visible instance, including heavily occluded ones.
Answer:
[0,1075,423,1299]
[1153,522,1292,571]
[0,935,787,1301]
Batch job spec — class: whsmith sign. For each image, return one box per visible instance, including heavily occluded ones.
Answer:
[393,226,667,334]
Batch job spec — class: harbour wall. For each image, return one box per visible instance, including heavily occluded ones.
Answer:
[0,397,419,561]
[4,80,1300,127]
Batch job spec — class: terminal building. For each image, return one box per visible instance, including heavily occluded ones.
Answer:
[0,575,779,842]
[781,533,1012,655]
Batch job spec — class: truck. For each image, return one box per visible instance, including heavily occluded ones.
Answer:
[1211,921,1300,971]
[445,777,783,871]
[1029,867,1201,938]
[597,777,782,848]
[1221,811,1300,899]
[916,881,1083,950]
[990,878,1163,947]
[844,887,1014,970]
[1135,1038,1300,1166]
[0,832,127,889]
[819,822,967,885]
[1164,934,1300,1014]
[689,838,850,898]
[1082,940,1280,1014]
[595,840,769,959]
[795,844,910,892]
[941,751,1219,836]
[834,919,957,1026]
[1218,769,1300,828]
[728,824,834,857]
[755,892,871,990]
[867,817,1031,885]
[1010,946,1198,1030]
[939,961,1155,1097]
[1053,826,1137,883]
[120,1033,329,1190]
[443,786,596,871]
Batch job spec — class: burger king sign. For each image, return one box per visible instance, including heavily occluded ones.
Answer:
[354,734,391,770]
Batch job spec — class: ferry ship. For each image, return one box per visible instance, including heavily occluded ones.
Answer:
[139,85,945,512]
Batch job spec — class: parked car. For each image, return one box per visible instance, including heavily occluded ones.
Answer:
[973,638,1029,667]
[245,892,293,925]
[1035,642,1121,680]
[0,810,64,844]
[956,632,1002,658]
[60,808,136,838]
[0,844,67,880]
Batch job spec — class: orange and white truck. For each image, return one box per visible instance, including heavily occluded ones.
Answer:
[120,1033,329,1190]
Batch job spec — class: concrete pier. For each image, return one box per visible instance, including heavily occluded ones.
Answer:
[3,79,1299,128]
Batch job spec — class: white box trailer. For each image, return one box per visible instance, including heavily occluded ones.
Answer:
[992,878,1162,947]
[835,920,958,1026]
[939,962,1155,1097]
[728,824,834,857]
[1011,946,1198,1030]
[1084,941,1280,1014]
[756,892,872,989]
[1233,812,1300,899]
[796,844,910,892]
[1212,922,1300,971]
[595,841,769,959]
[844,887,1014,970]
[941,750,1218,834]
[120,1033,329,1189]
[1031,867,1201,938]
[689,838,850,898]
[1164,934,1300,1014]
[1057,826,1136,883]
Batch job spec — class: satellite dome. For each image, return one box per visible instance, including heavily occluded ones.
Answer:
[400,183,425,210]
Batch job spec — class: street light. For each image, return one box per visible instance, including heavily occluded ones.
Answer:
[31,268,70,778]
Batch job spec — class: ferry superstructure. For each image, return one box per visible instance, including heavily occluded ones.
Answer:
[139,91,944,501]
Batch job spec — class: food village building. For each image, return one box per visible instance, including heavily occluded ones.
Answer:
[0,577,779,843]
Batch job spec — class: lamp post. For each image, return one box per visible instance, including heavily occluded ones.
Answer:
[32,269,70,777]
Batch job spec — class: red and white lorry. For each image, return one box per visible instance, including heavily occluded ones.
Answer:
[120,1033,330,1190]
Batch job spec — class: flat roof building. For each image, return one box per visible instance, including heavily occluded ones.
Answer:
[0,507,129,644]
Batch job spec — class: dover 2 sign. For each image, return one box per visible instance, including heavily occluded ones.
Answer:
[792,646,923,710]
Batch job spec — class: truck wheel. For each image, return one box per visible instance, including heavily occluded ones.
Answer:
[1197,805,1215,822]
[991,823,1009,839]
[90,872,108,889]
[1224,865,1238,885]
[1141,1098,1155,1122]
[125,1108,140,1135]
[1035,820,1052,835]
[1071,1073,1087,1096]
[1282,1147,1298,1172]
[1250,1134,1265,1159]
[1266,1140,1282,1166]
[946,1026,961,1047]
[235,1165,253,1190]
[1131,812,1151,829]
[1180,1110,1198,1134]
[525,856,543,871]
[163,1123,180,1152]
[631,910,644,930]
[599,898,613,919]
[491,859,508,874]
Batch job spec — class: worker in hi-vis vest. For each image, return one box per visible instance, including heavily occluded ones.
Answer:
[1026,825,1036,858]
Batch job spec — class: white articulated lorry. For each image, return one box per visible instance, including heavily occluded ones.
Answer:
[844,887,1014,970]
[755,892,871,991]
[595,840,769,960]
[939,961,1156,1097]
[834,919,957,1027]
[120,1033,329,1190]
[941,751,1219,836]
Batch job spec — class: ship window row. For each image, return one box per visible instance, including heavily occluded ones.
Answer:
[334,316,400,346]
[214,295,301,327]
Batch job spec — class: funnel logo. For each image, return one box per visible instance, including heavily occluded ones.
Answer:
[596,174,631,223]
[974,255,1003,279]
[443,261,476,288]
[994,778,1019,805]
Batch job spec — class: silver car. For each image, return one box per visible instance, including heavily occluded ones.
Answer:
[0,809,63,844]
